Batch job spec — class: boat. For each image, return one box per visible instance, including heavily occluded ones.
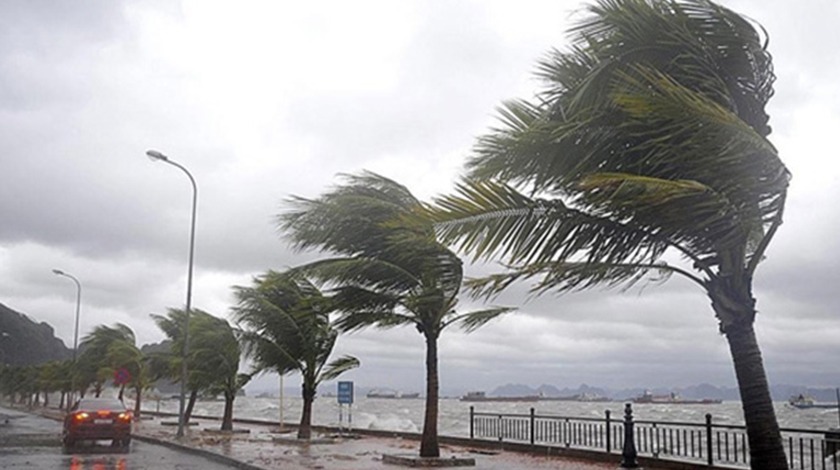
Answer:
[632,390,722,405]
[460,391,540,402]
[788,394,839,410]
[366,390,421,399]
[537,392,612,402]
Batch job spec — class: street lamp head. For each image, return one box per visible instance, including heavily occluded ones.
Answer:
[52,269,65,276]
[146,149,169,162]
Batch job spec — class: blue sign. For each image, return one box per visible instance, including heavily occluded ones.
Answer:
[337,381,354,404]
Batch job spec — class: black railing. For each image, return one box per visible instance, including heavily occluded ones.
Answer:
[469,404,840,469]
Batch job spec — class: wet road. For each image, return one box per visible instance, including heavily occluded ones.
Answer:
[0,406,239,469]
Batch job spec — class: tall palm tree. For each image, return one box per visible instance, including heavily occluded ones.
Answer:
[427,1,787,467]
[233,270,359,439]
[278,172,513,457]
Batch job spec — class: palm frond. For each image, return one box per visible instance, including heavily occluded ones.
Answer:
[318,355,360,383]
[290,257,422,298]
[279,171,429,258]
[464,260,674,300]
[429,179,668,267]
[332,306,417,333]
[576,172,748,253]
[445,307,516,333]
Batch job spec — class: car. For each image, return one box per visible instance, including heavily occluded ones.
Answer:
[63,397,132,452]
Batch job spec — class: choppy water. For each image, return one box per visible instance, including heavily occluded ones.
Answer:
[141,395,840,436]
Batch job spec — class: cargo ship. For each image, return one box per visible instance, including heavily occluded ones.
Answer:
[632,390,722,405]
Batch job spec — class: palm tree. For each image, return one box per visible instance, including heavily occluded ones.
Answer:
[36,361,64,408]
[78,324,137,399]
[186,313,249,431]
[55,360,74,410]
[151,308,237,424]
[106,340,152,416]
[278,172,513,456]
[427,1,787,467]
[233,270,360,439]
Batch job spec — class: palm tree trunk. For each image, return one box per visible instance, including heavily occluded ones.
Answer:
[221,392,234,431]
[420,332,440,458]
[133,385,142,417]
[185,389,198,423]
[726,323,788,469]
[298,383,315,439]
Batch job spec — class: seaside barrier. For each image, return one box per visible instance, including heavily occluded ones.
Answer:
[469,404,840,469]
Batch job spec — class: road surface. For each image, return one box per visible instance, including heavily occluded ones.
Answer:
[1,405,240,469]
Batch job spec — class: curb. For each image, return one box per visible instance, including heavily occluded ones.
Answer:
[6,405,265,470]
[132,433,266,470]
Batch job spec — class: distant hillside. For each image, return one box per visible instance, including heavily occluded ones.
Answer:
[0,302,71,366]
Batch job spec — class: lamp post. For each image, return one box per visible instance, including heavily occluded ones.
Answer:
[52,269,81,407]
[146,149,197,439]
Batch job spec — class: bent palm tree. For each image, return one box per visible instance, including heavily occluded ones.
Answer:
[187,313,249,431]
[279,172,513,457]
[151,308,239,424]
[106,339,150,416]
[428,1,788,468]
[233,270,359,439]
[78,324,137,399]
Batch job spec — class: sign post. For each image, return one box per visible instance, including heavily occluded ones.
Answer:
[337,381,354,435]
[279,374,285,431]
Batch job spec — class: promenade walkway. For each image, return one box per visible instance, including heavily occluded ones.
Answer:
[16,403,673,469]
[131,414,642,469]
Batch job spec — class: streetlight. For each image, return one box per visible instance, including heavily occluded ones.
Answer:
[145,149,197,439]
[52,269,81,407]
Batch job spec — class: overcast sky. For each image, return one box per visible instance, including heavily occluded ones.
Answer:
[1,0,838,395]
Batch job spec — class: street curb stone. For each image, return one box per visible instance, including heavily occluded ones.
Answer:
[131,433,266,470]
[17,405,265,470]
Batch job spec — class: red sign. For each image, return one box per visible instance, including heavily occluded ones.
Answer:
[114,367,131,385]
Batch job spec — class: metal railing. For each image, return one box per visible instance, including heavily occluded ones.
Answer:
[469,405,840,469]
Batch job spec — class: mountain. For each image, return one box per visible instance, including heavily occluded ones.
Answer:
[0,302,71,366]
[491,383,539,397]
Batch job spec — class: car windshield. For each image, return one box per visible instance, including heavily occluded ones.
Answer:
[76,398,126,411]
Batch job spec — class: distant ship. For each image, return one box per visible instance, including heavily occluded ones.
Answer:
[632,390,722,405]
[788,394,838,410]
[538,392,612,402]
[460,391,540,402]
[366,390,421,399]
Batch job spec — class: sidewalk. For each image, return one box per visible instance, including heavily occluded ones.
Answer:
[21,404,668,469]
[131,415,629,469]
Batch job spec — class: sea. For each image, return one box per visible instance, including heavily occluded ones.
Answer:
[141,395,840,435]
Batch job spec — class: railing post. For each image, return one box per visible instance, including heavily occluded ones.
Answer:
[620,403,640,468]
[606,409,612,453]
[705,413,713,467]
[469,406,474,440]
[530,408,536,446]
